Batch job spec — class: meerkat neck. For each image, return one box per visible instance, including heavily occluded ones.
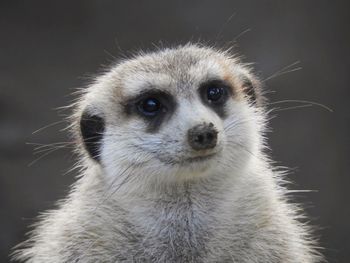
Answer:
[79,155,264,205]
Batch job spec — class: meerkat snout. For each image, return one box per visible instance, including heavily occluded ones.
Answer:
[188,122,218,150]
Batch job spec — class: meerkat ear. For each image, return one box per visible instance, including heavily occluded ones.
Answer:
[242,79,256,102]
[242,77,263,106]
[80,110,105,161]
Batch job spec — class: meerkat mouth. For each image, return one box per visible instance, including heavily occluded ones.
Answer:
[183,153,217,163]
[155,152,218,165]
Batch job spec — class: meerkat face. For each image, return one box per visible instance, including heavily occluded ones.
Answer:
[78,45,266,185]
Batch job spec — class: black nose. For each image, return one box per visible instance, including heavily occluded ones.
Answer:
[188,123,218,151]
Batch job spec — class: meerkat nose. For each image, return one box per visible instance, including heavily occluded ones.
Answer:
[187,122,218,151]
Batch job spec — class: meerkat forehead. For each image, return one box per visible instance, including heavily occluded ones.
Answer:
[102,45,251,99]
[83,45,261,111]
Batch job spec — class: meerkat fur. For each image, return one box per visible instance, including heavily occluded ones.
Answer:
[13,43,322,262]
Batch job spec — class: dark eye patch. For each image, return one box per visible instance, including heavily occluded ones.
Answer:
[199,79,232,118]
[80,111,105,161]
[124,90,176,133]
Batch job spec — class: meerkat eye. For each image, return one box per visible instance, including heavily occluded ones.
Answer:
[201,80,230,105]
[207,86,225,103]
[137,97,162,116]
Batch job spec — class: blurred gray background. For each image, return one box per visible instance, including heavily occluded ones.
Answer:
[1,1,349,262]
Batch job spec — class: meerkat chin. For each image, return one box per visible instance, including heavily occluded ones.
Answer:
[13,44,322,263]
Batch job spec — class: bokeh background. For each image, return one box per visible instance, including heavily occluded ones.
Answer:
[1,1,349,262]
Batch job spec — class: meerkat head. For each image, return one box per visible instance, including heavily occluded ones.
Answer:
[75,44,266,186]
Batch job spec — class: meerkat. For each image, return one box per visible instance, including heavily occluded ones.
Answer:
[13,44,322,263]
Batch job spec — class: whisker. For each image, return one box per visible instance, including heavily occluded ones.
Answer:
[232,28,251,42]
[33,145,74,155]
[268,100,333,112]
[32,120,67,134]
[103,49,118,61]
[224,118,255,132]
[215,12,236,41]
[272,104,313,112]
[28,142,74,149]
[28,147,64,166]
[263,61,301,82]
[225,140,262,162]
[264,67,302,82]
